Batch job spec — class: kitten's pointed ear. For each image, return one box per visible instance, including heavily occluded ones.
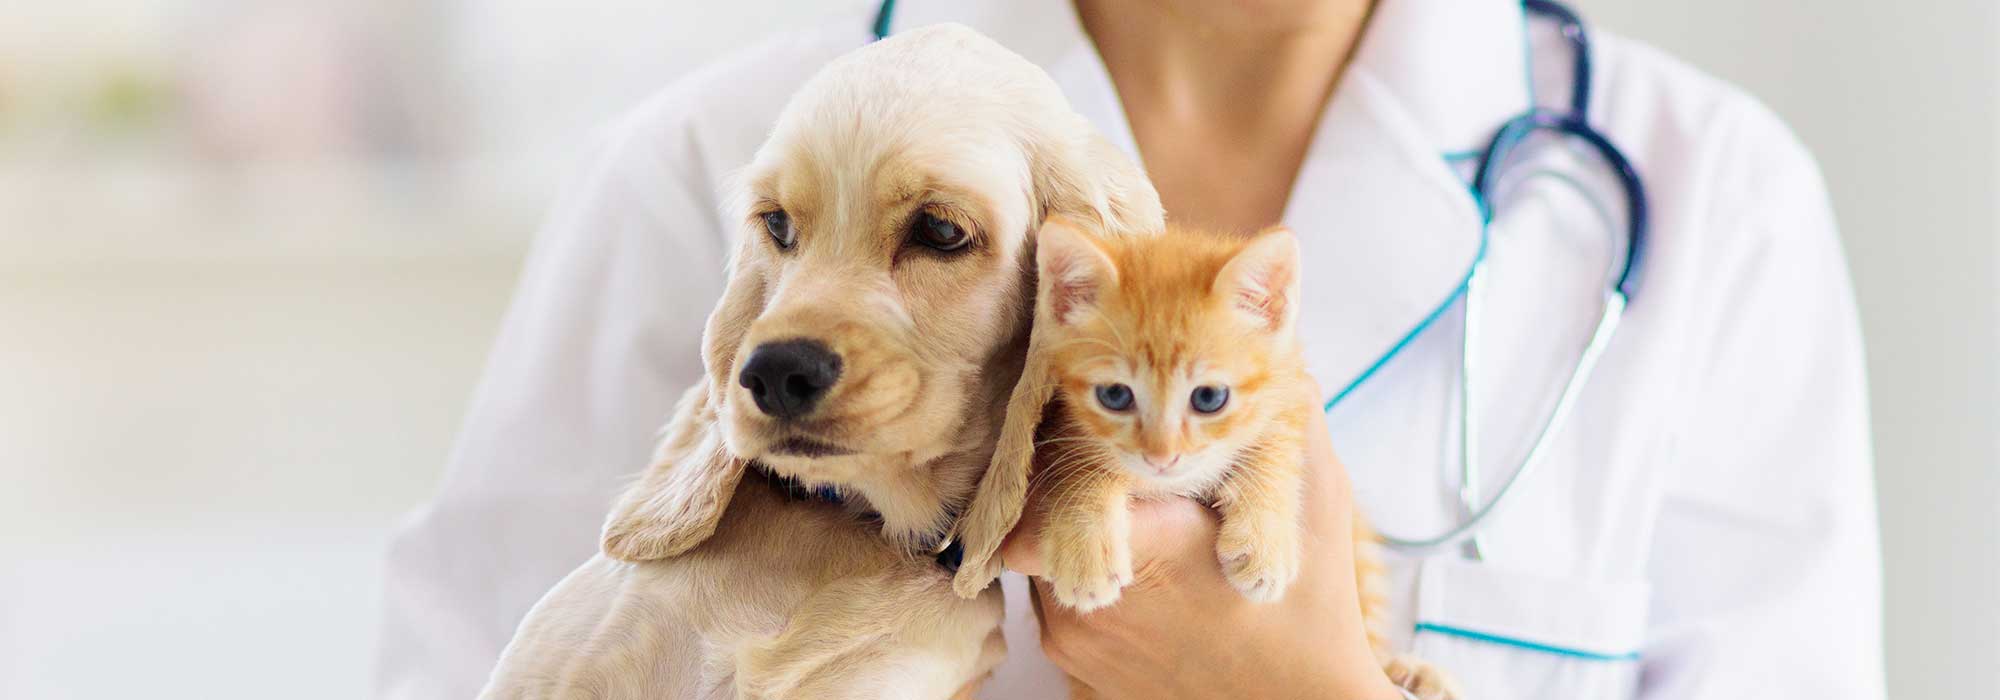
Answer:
[1037,217,1117,326]
[1216,226,1302,333]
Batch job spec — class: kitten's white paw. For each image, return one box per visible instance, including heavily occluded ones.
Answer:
[1044,536,1134,613]
[1049,569,1130,613]
[1216,527,1300,603]
[1218,552,1291,602]
[1384,654,1462,700]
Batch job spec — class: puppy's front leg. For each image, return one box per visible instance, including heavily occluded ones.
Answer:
[1212,439,1305,603]
[736,575,900,700]
[1038,467,1135,613]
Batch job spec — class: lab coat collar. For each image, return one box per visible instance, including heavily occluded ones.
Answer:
[888,0,1531,403]
[888,0,1530,156]
[1348,0,1532,154]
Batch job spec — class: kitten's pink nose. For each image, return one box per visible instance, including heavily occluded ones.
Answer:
[1143,453,1181,473]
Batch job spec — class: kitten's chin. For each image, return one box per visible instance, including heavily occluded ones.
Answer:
[1120,454,1231,497]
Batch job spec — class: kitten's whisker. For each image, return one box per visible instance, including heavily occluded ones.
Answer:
[1095,315,1133,357]
[1046,336,1124,357]
[1030,446,1107,492]
[1036,445,1113,504]
[1049,462,1120,511]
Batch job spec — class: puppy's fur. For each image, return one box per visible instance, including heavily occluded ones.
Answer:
[480,24,1162,700]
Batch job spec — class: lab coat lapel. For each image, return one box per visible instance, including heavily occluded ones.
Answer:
[1283,73,1486,406]
[1273,0,1534,404]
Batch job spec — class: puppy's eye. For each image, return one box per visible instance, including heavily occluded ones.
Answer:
[762,210,795,249]
[1190,385,1229,414]
[910,211,970,252]
[1095,384,1134,412]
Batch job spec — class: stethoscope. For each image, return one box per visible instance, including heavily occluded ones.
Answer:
[871,0,1647,561]
[1332,0,1647,559]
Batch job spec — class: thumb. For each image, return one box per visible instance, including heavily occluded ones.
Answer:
[1124,495,1221,570]
[997,505,1048,576]
[1000,494,1218,578]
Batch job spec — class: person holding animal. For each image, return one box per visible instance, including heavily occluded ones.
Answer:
[379,1,1882,699]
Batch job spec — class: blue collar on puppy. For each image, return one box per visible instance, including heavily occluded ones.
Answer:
[751,463,964,572]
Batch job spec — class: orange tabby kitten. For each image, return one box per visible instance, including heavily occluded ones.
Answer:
[1015,217,1316,610]
[955,216,1458,698]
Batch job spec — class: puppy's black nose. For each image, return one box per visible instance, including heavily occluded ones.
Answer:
[738,340,842,420]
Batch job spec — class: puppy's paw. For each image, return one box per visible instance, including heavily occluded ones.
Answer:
[1043,535,1133,613]
[1383,654,1462,700]
[1215,519,1300,603]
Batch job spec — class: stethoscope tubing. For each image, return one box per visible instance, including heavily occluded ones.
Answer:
[1372,2,1647,555]
[1374,290,1627,555]
[1471,109,1648,299]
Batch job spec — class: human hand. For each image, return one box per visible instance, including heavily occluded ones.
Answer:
[1000,419,1403,699]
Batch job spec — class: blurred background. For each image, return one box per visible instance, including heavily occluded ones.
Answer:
[1,1,1992,698]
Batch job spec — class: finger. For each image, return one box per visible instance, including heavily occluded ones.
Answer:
[1299,405,1356,536]
[1124,496,1219,567]
[1027,577,1093,679]
[998,495,1048,576]
[1006,493,1215,584]
[1296,406,1372,609]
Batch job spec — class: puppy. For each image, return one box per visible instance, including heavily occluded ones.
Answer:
[479,24,1162,700]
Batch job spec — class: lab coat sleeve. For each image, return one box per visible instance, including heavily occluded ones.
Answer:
[1638,100,1885,698]
[370,106,734,699]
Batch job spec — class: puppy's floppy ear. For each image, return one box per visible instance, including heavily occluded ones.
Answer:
[1031,130,1164,237]
[952,217,1109,597]
[602,379,747,561]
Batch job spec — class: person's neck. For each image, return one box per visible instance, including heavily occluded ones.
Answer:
[1074,0,1375,232]
[1075,0,1374,136]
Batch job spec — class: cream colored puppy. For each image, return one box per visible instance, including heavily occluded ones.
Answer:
[480,24,1161,700]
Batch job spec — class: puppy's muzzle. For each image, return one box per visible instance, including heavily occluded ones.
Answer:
[738,339,842,420]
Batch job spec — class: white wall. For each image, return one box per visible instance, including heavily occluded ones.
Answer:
[0,3,865,698]
[1570,0,2000,696]
[0,259,520,699]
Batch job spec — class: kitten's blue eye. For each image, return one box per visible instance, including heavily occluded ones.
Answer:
[1095,384,1134,412]
[1190,385,1229,414]
[762,210,795,249]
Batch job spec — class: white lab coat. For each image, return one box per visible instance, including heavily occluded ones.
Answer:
[374,0,1884,698]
